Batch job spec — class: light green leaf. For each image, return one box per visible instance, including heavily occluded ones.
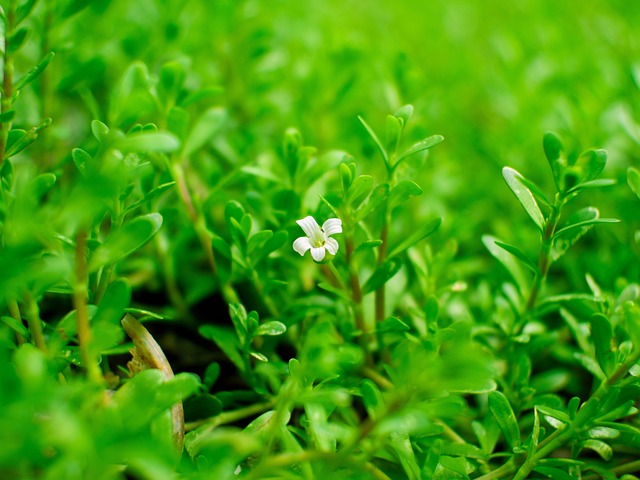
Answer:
[628,167,640,200]
[254,321,286,336]
[14,52,55,91]
[358,115,389,165]
[388,217,441,258]
[387,180,422,211]
[184,107,226,157]
[494,241,538,274]
[395,134,444,165]
[362,258,402,295]
[117,131,180,153]
[488,391,520,450]
[502,167,545,231]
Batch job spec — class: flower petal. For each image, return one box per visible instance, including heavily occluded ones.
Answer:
[324,237,339,255]
[322,218,342,236]
[292,237,312,256]
[296,216,323,243]
[310,246,326,262]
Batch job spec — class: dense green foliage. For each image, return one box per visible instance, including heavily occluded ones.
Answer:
[2,0,640,478]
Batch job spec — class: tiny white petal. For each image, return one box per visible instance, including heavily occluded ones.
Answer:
[322,218,342,236]
[296,216,322,241]
[324,237,339,255]
[293,237,312,256]
[310,246,326,262]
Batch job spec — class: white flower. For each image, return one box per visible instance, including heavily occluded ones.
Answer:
[293,216,342,262]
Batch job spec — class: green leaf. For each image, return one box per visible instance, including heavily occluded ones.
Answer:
[339,162,353,192]
[1,315,29,339]
[386,114,402,156]
[494,241,538,274]
[247,230,273,257]
[551,207,618,261]
[388,217,441,258]
[126,182,176,213]
[203,362,221,389]
[199,324,243,372]
[582,439,613,461]
[502,167,545,231]
[575,149,607,183]
[92,279,131,325]
[533,466,574,480]
[628,167,640,200]
[362,258,402,295]
[15,0,38,26]
[8,28,28,54]
[347,175,374,208]
[88,213,163,271]
[590,314,615,376]
[387,180,422,211]
[0,110,15,123]
[358,115,389,165]
[536,405,571,424]
[395,134,444,165]
[488,391,521,450]
[317,282,352,302]
[254,321,286,336]
[155,372,201,408]
[72,148,91,175]
[354,183,389,221]
[361,379,385,420]
[393,104,413,126]
[15,52,55,92]
[91,120,110,141]
[543,132,565,191]
[482,235,529,295]
[184,107,226,157]
[117,131,181,153]
[354,239,382,254]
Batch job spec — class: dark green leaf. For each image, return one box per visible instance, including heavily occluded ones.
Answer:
[126,182,176,213]
[388,217,441,258]
[354,239,382,254]
[247,230,273,257]
[317,282,352,302]
[355,183,389,221]
[483,234,529,295]
[1,315,29,338]
[88,213,163,271]
[0,110,15,123]
[339,162,353,192]
[488,391,521,450]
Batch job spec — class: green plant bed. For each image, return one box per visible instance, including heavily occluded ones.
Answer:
[2,1,640,479]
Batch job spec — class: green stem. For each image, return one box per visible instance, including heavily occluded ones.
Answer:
[73,230,102,382]
[511,347,640,479]
[7,298,24,345]
[22,292,46,352]
[250,267,279,319]
[524,194,563,314]
[327,260,349,292]
[170,161,238,304]
[345,235,366,339]
[474,459,516,480]
[0,0,16,165]
[375,215,389,323]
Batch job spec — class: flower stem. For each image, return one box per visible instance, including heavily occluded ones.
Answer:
[375,216,389,323]
[345,234,367,342]
[7,298,24,345]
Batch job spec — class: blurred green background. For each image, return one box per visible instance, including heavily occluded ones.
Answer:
[18,0,640,290]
